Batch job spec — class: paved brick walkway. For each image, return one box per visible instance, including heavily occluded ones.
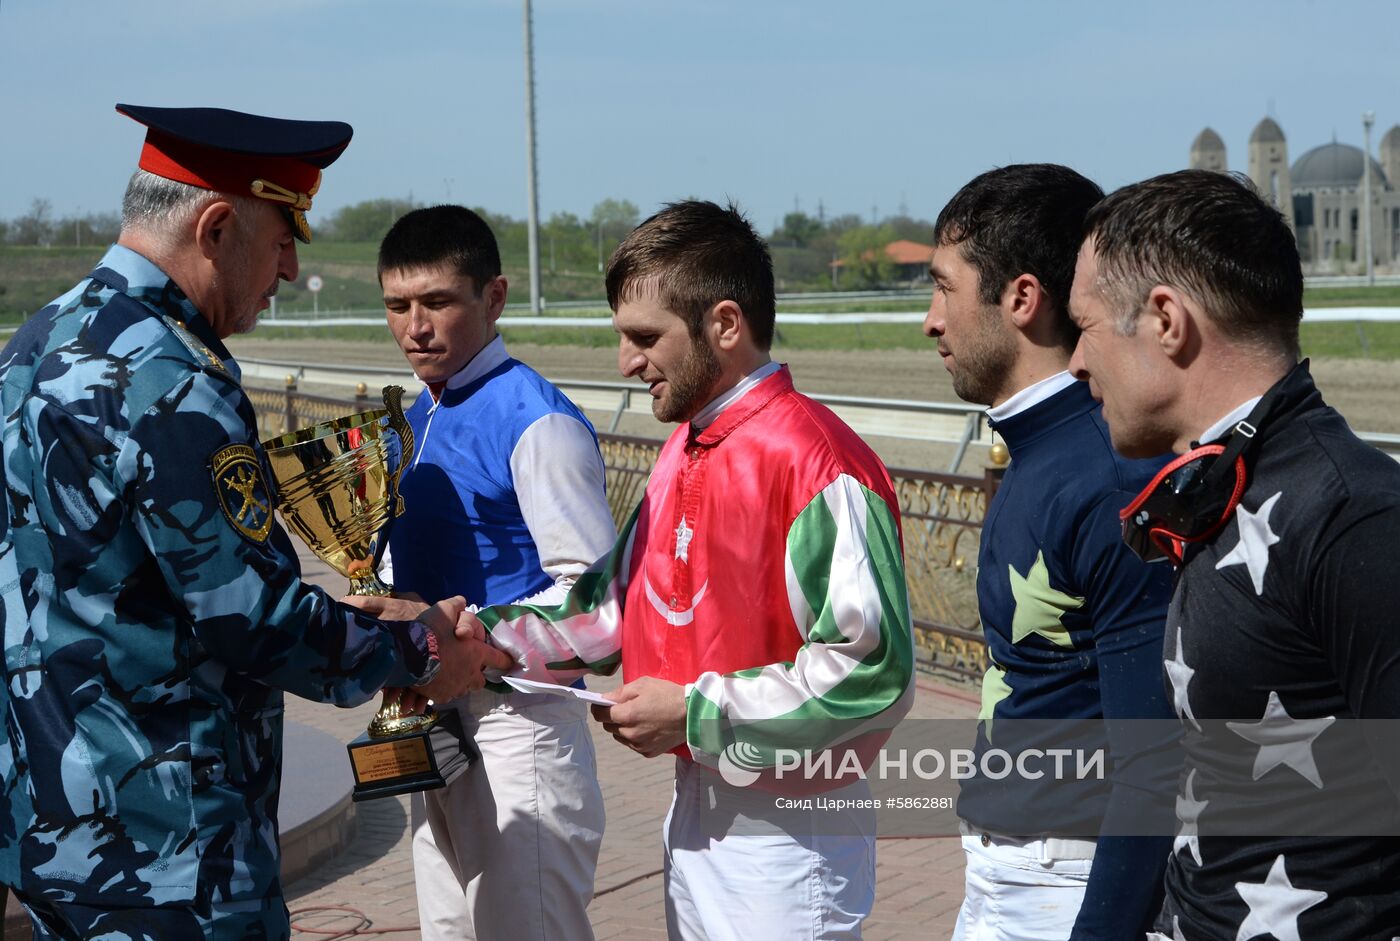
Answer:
[284,549,976,940]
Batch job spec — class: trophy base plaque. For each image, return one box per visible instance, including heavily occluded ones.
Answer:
[346,708,473,802]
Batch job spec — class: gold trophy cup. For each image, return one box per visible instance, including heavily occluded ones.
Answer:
[262,386,470,800]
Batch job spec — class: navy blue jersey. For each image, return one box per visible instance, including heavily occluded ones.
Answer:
[958,379,1179,939]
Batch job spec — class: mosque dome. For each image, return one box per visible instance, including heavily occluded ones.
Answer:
[1291,142,1388,190]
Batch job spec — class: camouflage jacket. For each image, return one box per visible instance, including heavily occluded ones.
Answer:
[0,245,433,908]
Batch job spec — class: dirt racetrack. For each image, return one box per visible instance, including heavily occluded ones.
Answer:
[228,337,1400,432]
[228,337,1400,469]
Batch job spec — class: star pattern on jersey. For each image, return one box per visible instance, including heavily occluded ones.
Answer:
[1008,551,1084,648]
[1233,854,1327,941]
[1226,690,1335,789]
[1215,491,1282,596]
[978,661,1013,745]
[1165,629,1201,732]
[1174,768,1208,867]
[674,515,694,563]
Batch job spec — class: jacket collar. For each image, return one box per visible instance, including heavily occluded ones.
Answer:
[986,379,1097,458]
[441,334,510,391]
[689,365,794,447]
[1215,359,1323,449]
[985,371,1077,424]
[88,244,237,379]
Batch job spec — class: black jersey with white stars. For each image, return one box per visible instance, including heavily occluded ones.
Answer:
[1156,362,1400,940]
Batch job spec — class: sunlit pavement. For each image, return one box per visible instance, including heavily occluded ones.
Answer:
[285,548,973,940]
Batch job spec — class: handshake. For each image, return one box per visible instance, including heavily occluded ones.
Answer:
[344,594,515,709]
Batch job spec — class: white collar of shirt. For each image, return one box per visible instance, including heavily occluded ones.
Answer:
[434,334,509,392]
[691,361,782,430]
[1198,396,1262,444]
[985,371,1077,423]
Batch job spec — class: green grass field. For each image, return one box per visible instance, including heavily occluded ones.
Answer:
[1301,284,1400,307]
[6,242,1400,358]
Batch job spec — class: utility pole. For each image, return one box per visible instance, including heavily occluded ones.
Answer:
[1363,111,1375,286]
[523,0,543,313]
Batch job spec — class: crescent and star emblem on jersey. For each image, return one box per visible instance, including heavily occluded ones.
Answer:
[210,443,274,543]
[644,575,710,626]
[674,515,694,562]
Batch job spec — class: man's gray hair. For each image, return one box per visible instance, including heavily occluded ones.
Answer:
[1091,269,1155,337]
[120,170,258,246]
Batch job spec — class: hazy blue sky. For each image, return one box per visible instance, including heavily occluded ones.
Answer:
[2,0,1397,232]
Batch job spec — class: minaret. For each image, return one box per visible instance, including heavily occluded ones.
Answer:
[1248,117,1294,230]
[1189,128,1227,171]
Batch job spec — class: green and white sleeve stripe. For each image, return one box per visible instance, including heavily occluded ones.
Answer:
[686,473,914,768]
[477,503,641,684]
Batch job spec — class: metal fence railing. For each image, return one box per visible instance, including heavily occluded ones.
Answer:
[238,359,997,474]
[240,358,1400,466]
[250,381,999,683]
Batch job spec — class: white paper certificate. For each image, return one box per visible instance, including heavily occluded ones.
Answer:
[502,675,615,706]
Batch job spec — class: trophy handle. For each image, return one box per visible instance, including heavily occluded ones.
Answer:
[382,385,415,518]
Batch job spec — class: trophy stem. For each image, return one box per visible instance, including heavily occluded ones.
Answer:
[369,700,440,738]
[348,571,394,597]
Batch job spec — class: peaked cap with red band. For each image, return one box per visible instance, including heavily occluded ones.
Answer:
[116,103,353,243]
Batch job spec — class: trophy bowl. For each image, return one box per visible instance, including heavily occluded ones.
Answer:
[261,387,472,799]
[261,387,414,597]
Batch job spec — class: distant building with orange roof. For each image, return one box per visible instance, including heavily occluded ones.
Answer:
[881,240,935,269]
[830,238,933,284]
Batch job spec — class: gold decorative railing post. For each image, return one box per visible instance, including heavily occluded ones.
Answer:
[283,374,298,435]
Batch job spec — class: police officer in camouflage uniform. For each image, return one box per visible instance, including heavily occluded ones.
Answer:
[0,104,514,940]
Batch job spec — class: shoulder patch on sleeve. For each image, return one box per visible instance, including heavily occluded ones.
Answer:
[162,315,232,379]
[210,443,274,543]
